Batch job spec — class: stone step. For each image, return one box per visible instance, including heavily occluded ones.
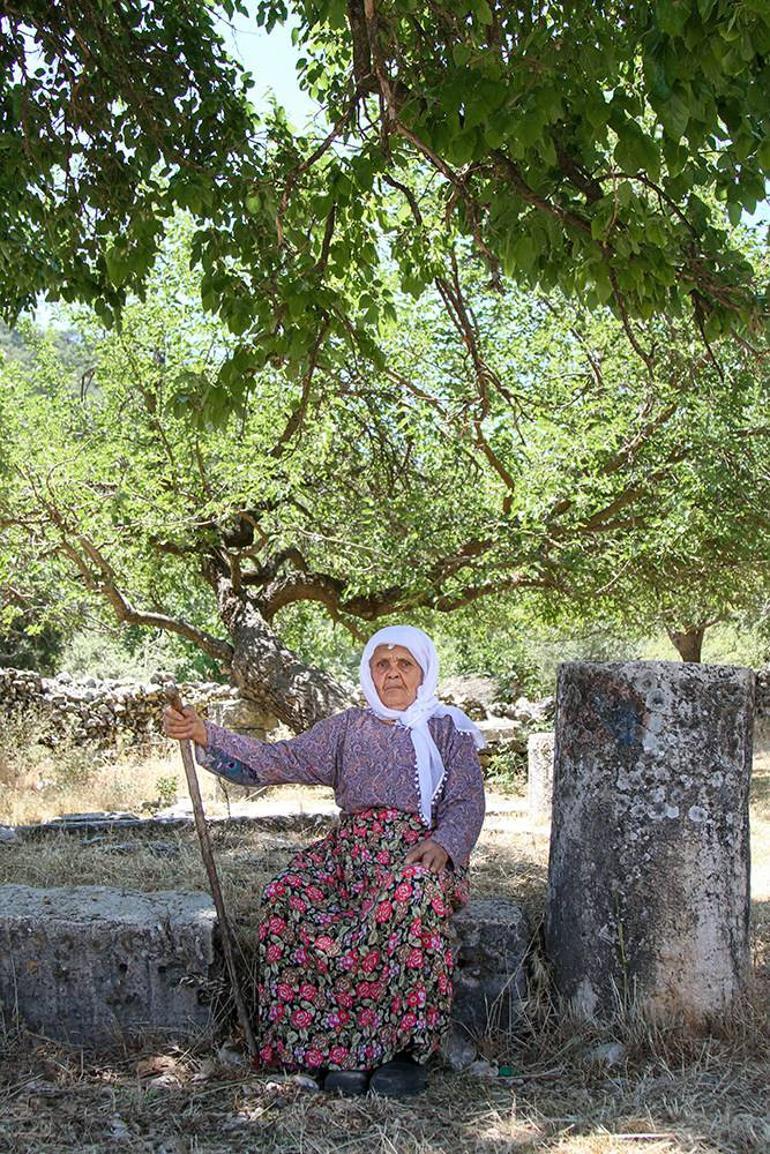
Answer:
[12,800,527,841]
[13,811,339,840]
[0,884,530,1050]
[0,885,218,1044]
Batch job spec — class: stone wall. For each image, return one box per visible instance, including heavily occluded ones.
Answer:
[2,661,764,756]
[0,665,552,767]
[440,677,555,775]
[0,667,276,749]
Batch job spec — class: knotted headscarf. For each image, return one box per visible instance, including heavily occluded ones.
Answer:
[359,625,485,825]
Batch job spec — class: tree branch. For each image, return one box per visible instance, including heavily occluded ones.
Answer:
[49,525,234,666]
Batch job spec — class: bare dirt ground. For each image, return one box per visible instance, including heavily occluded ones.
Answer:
[0,755,769,1153]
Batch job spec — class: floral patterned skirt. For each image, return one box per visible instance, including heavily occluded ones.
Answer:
[256,807,469,1072]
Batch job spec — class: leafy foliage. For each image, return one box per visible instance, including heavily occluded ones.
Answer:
[1,224,768,689]
[2,1,770,424]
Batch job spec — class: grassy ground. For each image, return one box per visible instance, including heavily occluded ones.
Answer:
[0,742,768,1153]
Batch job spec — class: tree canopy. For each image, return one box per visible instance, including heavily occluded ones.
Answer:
[2,223,768,723]
[2,3,770,711]
[2,1,770,418]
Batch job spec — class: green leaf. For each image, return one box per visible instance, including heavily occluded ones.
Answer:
[104,248,127,287]
[727,200,742,227]
[614,123,661,179]
[470,0,493,26]
[511,232,538,274]
[658,91,690,139]
[656,0,690,37]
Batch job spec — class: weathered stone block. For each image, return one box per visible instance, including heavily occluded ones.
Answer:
[546,660,753,1024]
[0,883,529,1053]
[206,698,281,801]
[527,731,555,820]
[207,695,277,736]
[450,898,530,1037]
[0,886,219,1044]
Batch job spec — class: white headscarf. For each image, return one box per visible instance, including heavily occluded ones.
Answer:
[359,625,485,825]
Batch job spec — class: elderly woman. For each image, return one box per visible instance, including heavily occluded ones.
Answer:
[163,625,485,1097]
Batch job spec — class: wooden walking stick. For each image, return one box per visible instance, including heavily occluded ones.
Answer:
[164,685,258,1061]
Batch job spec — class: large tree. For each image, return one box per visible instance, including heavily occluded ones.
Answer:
[1,0,770,420]
[3,227,768,724]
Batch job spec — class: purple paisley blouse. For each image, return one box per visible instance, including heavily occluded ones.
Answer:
[195,707,485,866]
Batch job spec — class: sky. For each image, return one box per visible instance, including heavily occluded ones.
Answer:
[213,5,320,128]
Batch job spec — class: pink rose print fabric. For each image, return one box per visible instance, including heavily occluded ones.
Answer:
[255,807,469,1071]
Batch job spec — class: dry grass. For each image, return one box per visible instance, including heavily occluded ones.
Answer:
[0,718,342,828]
[1,1020,769,1153]
[0,714,198,826]
[0,745,769,1152]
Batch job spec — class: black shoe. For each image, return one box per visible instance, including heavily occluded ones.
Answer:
[323,1069,370,1096]
[369,1056,428,1098]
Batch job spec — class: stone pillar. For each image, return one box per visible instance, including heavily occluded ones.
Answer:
[527,731,555,821]
[545,661,753,1023]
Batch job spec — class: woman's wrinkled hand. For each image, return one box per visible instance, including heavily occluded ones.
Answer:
[405,838,449,874]
[162,704,208,748]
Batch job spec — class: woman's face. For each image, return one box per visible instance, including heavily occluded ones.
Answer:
[370,644,424,710]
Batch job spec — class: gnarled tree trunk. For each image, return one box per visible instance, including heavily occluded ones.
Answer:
[215,578,354,732]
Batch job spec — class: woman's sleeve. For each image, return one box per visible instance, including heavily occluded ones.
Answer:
[194,711,345,788]
[431,727,486,867]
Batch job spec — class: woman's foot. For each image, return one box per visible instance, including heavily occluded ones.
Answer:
[323,1069,370,1096]
[369,1054,428,1098]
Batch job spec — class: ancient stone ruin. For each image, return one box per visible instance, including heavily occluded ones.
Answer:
[0,886,218,1042]
[527,666,768,822]
[527,731,555,821]
[546,660,754,1024]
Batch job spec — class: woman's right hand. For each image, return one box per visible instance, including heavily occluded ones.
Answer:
[162,704,208,748]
